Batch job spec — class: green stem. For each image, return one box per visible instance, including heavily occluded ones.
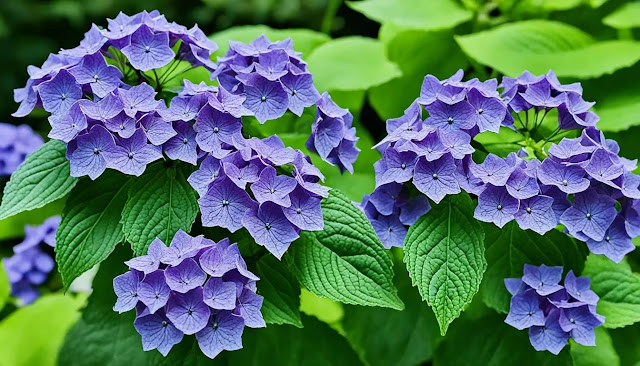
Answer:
[320,0,341,35]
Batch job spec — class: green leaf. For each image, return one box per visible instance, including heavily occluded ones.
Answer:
[254,254,303,328]
[455,20,640,79]
[369,27,469,121]
[0,140,77,220]
[55,171,131,289]
[347,0,472,31]
[434,312,573,365]
[481,222,588,313]
[583,254,640,328]
[584,66,640,133]
[571,327,620,366]
[121,163,198,255]
[609,324,640,366]
[0,294,82,366]
[285,189,404,310]
[228,315,363,365]
[603,2,640,29]
[342,260,442,366]
[210,25,330,58]
[0,261,9,312]
[403,192,486,335]
[58,247,212,366]
[306,36,402,92]
[299,289,344,325]
[0,199,64,242]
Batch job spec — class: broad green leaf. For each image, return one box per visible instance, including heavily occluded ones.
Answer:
[347,0,472,31]
[0,199,64,241]
[0,261,9,311]
[455,20,640,79]
[403,192,486,335]
[369,28,468,120]
[285,189,404,310]
[58,247,212,366]
[255,254,303,328]
[571,327,620,366]
[306,36,402,92]
[583,254,640,328]
[434,312,573,365]
[584,66,640,132]
[55,171,131,289]
[0,294,82,366]
[210,25,330,58]
[0,140,77,220]
[609,325,640,366]
[603,3,640,29]
[228,315,363,365]
[121,163,198,255]
[343,260,442,366]
[299,289,344,325]
[481,223,588,313]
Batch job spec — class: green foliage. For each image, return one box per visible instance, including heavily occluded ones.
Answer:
[433,312,573,365]
[583,254,640,328]
[0,294,82,366]
[55,171,131,289]
[0,199,64,241]
[347,0,472,31]
[585,66,640,132]
[481,222,588,313]
[609,324,640,366]
[0,261,9,312]
[0,140,77,220]
[210,25,330,58]
[403,192,486,335]
[285,189,404,310]
[571,327,620,366]
[306,36,402,92]
[254,254,303,328]
[603,2,640,29]
[455,20,640,79]
[121,163,199,255]
[342,260,442,366]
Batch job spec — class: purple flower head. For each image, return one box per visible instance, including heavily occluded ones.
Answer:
[80,92,125,122]
[104,111,137,139]
[113,271,141,313]
[202,278,237,310]
[38,69,82,116]
[199,176,255,233]
[368,183,403,216]
[158,94,208,122]
[119,83,159,118]
[470,153,516,187]
[141,112,177,146]
[474,185,519,228]
[585,217,635,263]
[418,74,466,106]
[138,270,171,313]
[121,25,175,71]
[160,230,209,266]
[250,166,297,207]
[0,123,42,176]
[242,202,299,259]
[164,258,207,293]
[103,129,162,176]
[371,214,408,249]
[425,100,476,132]
[69,125,117,179]
[585,148,624,185]
[195,311,244,359]
[281,72,320,116]
[134,310,184,356]
[560,189,617,242]
[194,104,242,155]
[125,238,165,274]
[242,74,289,123]
[413,154,461,204]
[235,288,266,328]
[69,52,123,98]
[282,187,324,231]
[466,88,506,133]
[166,287,211,335]
[506,264,603,354]
[163,121,198,165]
[506,168,540,200]
[188,155,221,197]
[537,159,590,194]
[514,195,557,235]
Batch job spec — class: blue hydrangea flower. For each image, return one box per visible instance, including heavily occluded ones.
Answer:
[2,216,60,305]
[505,264,604,354]
[0,123,43,176]
[113,230,263,359]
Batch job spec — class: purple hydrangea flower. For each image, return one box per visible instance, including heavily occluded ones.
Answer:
[560,189,617,242]
[0,123,43,176]
[474,185,520,228]
[242,202,300,259]
[69,125,117,180]
[38,69,83,116]
[505,264,604,354]
[69,52,123,98]
[121,25,175,72]
[113,231,263,359]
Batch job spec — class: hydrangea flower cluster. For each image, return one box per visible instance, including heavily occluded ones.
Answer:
[361,70,640,262]
[504,264,604,355]
[2,216,60,305]
[12,10,218,179]
[212,34,359,173]
[0,123,43,176]
[189,133,328,259]
[112,230,264,359]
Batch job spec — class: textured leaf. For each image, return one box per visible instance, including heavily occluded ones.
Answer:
[571,327,620,366]
[0,140,77,220]
[285,189,404,310]
[210,25,330,59]
[228,315,363,365]
[306,36,402,91]
[342,260,442,366]
[369,27,468,120]
[434,312,573,365]
[347,0,472,31]
[0,294,82,366]
[455,20,640,78]
[255,254,303,328]
[603,2,640,29]
[584,66,640,132]
[403,192,486,335]
[55,171,131,289]
[58,247,212,366]
[583,254,640,328]
[481,222,588,313]
[121,163,199,255]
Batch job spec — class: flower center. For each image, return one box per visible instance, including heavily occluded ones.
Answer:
[213,127,219,133]
[526,207,532,214]
[261,96,267,102]
[605,236,610,242]
[296,208,302,214]
[265,222,271,230]
[183,138,189,145]
[93,74,99,82]
[477,108,483,115]
[292,89,297,95]
[93,148,100,155]
[432,173,438,180]
[447,117,454,125]
[162,321,167,327]
[570,318,575,323]
[562,179,568,186]
[269,188,276,194]
[221,199,229,206]
[586,213,592,220]
[497,204,503,210]
[145,46,151,53]
[401,163,406,169]
[61,93,67,101]
[128,152,134,159]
